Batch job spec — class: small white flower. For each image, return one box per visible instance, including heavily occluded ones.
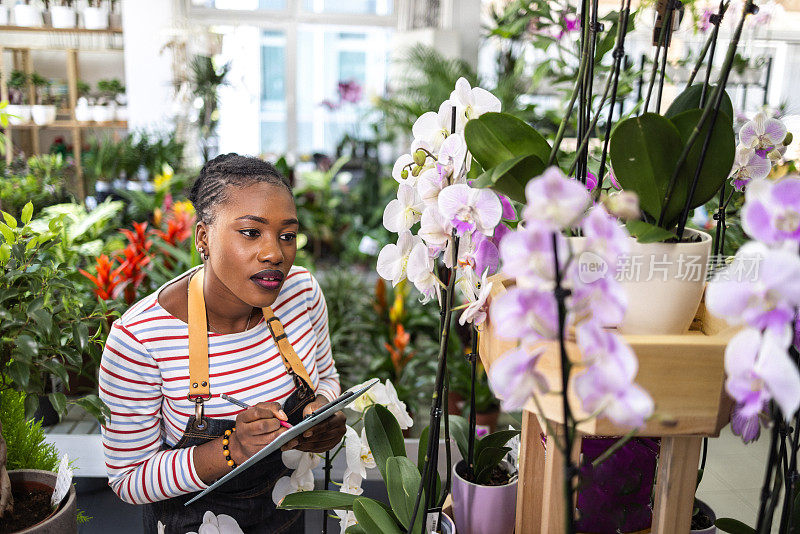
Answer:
[449,77,501,132]
[340,467,364,496]
[383,379,414,430]
[347,379,414,430]
[334,510,359,534]
[411,100,454,154]
[272,450,319,505]
[187,511,245,534]
[459,271,493,326]
[407,242,441,304]
[376,231,423,286]
[383,184,424,233]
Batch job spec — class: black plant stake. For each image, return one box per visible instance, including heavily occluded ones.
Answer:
[466,325,479,479]
[552,232,577,532]
[321,450,331,534]
[643,0,679,114]
[700,1,727,107]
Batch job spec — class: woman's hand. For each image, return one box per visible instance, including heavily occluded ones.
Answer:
[228,402,289,462]
[282,395,346,453]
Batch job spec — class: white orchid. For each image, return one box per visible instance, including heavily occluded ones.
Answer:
[458,270,493,326]
[730,145,772,191]
[411,100,454,154]
[418,206,452,254]
[184,511,245,534]
[438,132,469,180]
[392,154,415,184]
[449,77,501,132]
[377,231,422,286]
[271,450,319,506]
[334,510,359,534]
[383,183,424,233]
[739,111,787,152]
[407,242,442,305]
[438,184,503,237]
[417,167,449,207]
[348,379,414,430]
[340,468,364,496]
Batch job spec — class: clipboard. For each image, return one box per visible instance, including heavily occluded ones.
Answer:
[185,378,379,505]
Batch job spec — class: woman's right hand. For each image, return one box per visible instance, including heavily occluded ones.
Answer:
[228,402,289,462]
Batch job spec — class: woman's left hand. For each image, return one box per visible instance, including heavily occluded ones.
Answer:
[281,395,346,453]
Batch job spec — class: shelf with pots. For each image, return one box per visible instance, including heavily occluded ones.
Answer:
[0,0,122,32]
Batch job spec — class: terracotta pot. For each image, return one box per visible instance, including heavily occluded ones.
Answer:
[451,460,517,534]
[7,469,77,534]
[618,228,712,335]
[690,499,717,534]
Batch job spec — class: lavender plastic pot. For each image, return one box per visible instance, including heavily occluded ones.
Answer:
[451,460,517,534]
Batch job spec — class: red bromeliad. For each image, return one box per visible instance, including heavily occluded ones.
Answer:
[80,254,125,301]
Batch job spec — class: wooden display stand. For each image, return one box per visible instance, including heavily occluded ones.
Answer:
[479,275,737,534]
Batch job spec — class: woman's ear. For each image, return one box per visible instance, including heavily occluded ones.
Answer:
[195,222,209,259]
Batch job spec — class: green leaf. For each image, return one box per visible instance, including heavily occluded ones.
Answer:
[16,334,39,361]
[29,309,53,337]
[418,426,430,474]
[49,392,67,417]
[474,430,519,463]
[73,323,89,352]
[352,497,403,534]
[669,108,736,212]
[24,394,39,419]
[345,526,367,534]
[2,211,17,228]
[626,220,678,243]
[8,360,31,388]
[475,446,511,484]
[21,201,33,224]
[0,222,15,245]
[365,404,406,482]
[714,518,756,534]
[448,415,469,462]
[610,113,687,226]
[75,395,111,424]
[464,112,552,171]
[386,456,423,531]
[472,154,545,204]
[665,84,734,126]
[0,243,10,263]
[278,490,358,510]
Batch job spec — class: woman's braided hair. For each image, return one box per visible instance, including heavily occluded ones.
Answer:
[188,153,292,224]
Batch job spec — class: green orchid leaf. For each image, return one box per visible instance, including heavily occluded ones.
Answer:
[365,404,406,482]
[665,84,734,126]
[448,415,469,462]
[278,490,358,510]
[669,108,736,213]
[475,446,511,484]
[472,154,545,204]
[345,526,367,534]
[464,112,552,171]
[352,497,404,534]
[474,429,519,464]
[713,518,756,534]
[625,220,678,243]
[609,113,687,226]
[386,456,423,531]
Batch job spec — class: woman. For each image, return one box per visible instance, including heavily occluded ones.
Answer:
[99,154,346,534]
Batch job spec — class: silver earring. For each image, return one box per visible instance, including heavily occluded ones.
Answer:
[198,247,209,260]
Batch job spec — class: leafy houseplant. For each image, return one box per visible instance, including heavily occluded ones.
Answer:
[189,54,231,162]
[6,70,31,125]
[31,72,57,126]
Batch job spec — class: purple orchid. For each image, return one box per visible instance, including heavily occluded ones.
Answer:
[739,111,787,152]
[724,327,800,419]
[437,184,502,236]
[580,205,631,263]
[499,224,569,288]
[488,346,549,411]
[490,286,559,342]
[729,146,771,192]
[730,403,762,444]
[523,166,591,229]
[742,176,800,245]
[706,242,800,332]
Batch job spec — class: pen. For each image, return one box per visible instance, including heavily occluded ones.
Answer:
[220,393,293,429]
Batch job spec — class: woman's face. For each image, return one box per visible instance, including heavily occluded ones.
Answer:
[197,181,299,309]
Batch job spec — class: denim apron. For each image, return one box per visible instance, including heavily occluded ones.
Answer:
[142,267,317,534]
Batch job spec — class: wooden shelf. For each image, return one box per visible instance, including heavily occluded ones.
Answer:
[9,120,128,129]
[0,25,122,35]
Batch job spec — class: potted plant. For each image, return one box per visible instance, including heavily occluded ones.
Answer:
[74,79,92,122]
[0,388,79,533]
[92,78,122,122]
[277,400,456,533]
[108,0,119,28]
[81,0,107,29]
[13,0,42,27]
[0,202,109,526]
[0,1,9,25]
[6,70,31,125]
[83,136,121,199]
[30,72,56,126]
[449,416,519,534]
[50,0,75,28]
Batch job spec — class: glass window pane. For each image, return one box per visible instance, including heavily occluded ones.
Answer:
[261,32,286,103]
[193,0,286,10]
[302,0,392,15]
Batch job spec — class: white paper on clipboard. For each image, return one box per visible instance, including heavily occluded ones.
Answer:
[185,378,379,506]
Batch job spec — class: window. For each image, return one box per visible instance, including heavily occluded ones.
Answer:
[191,0,287,10]
[302,0,392,15]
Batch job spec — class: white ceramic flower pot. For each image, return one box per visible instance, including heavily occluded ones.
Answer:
[90,104,115,123]
[50,5,77,28]
[0,7,9,25]
[31,104,57,125]
[14,4,42,27]
[618,228,712,335]
[115,104,128,122]
[6,104,31,125]
[82,6,108,29]
[75,99,91,122]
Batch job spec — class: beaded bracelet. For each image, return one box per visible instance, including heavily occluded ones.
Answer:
[222,427,237,469]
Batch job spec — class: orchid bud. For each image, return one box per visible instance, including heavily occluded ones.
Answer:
[768,149,783,162]
[411,165,422,177]
[413,149,427,166]
[603,191,640,221]
[400,168,409,180]
[784,132,793,146]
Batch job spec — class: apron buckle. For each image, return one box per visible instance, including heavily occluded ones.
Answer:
[188,394,210,430]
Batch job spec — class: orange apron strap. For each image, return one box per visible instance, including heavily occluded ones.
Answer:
[187,267,211,400]
[262,307,315,392]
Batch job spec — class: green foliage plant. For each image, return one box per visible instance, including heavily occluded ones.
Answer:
[0,388,59,472]
[0,202,110,422]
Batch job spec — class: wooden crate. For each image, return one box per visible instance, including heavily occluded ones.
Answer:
[478,274,738,533]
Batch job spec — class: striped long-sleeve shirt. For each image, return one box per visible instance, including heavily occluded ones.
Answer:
[99,266,340,504]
